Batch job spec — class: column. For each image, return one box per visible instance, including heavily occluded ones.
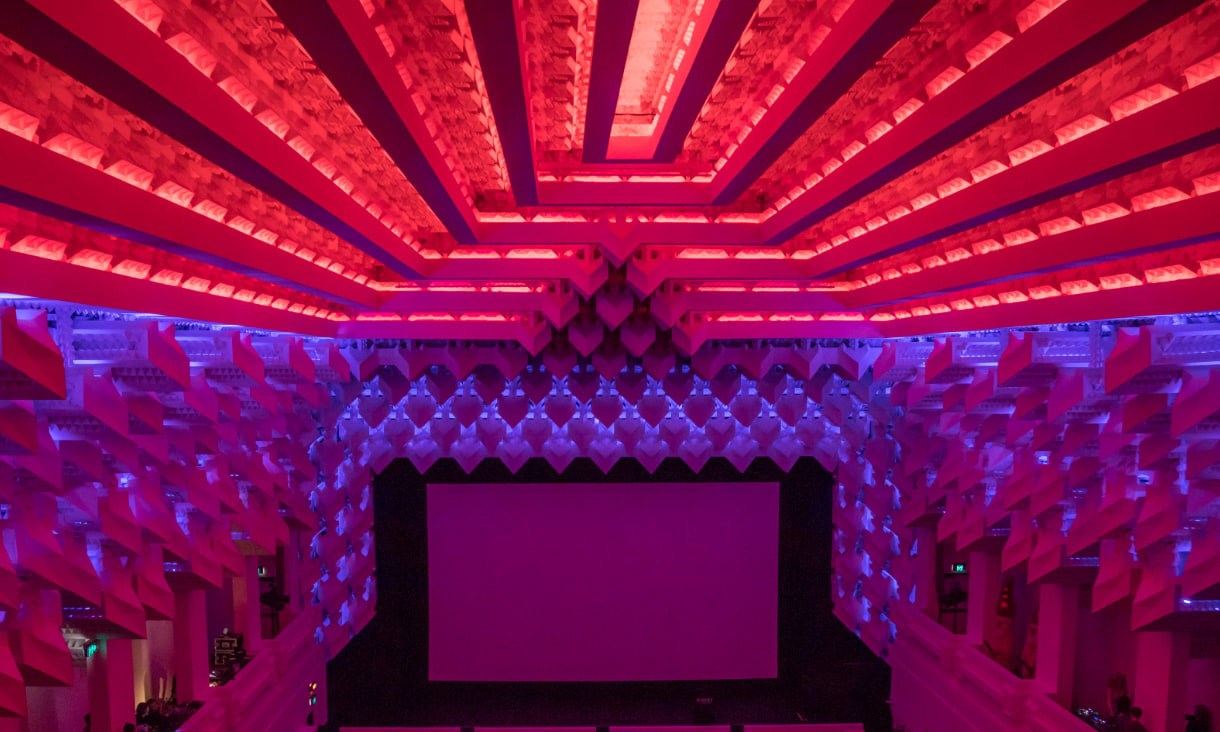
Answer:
[1035,583,1079,706]
[1133,631,1189,732]
[231,555,265,654]
[284,532,303,617]
[911,527,939,618]
[246,555,266,651]
[145,619,175,702]
[173,590,210,702]
[966,550,1001,646]
[87,638,135,732]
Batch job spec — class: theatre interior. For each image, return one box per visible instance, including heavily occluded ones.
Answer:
[0,0,1219,731]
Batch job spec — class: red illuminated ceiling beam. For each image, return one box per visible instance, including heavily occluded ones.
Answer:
[379,286,578,328]
[806,78,1220,277]
[0,249,334,338]
[428,246,610,298]
[475,219,760,265]
[337,315,552,355]
[0,134,377,310]
[625,249,810,295]
[839,190,1220,310]
[871,275,1220,338]
[709,0,931,203]
[270,0,517,223]
[537,177,715,207]
[580,0,640,164]
[650,284,846,329]
[611,0,759,163]
[537,0,928,204]
[462,0,538,205]
[321,0,485,230]
[10,0,432,277]
[763,0,1207,244]
[529,1,1202,212]
[675,275,1220,348]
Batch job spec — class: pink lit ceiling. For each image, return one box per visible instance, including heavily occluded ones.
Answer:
[3,4,1220,714]
[0,0,1218,352]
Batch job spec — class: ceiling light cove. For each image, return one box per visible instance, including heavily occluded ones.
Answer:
[0,0,1213,348]
[609,0,718,159]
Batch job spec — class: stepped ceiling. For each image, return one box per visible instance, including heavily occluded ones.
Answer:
[1,4,1220,696]
[0,0,1218,353]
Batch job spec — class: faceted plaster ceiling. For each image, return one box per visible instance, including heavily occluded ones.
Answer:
[0,0,1217,352]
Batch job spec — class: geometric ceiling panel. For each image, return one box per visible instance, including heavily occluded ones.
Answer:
[0,0,1215,351]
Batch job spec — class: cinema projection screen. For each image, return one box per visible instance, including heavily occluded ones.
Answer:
[427,482,779,682]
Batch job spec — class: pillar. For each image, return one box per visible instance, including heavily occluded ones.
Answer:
[966,550,1001,646]
[145,619,175,702]
[87,638,135,732]
[131,638,150,706]
[173,590,210,702]
[911,527,938,618]
[1133,631,1189,732]
[1035,583,1079,706]
[232,555,265,653]
[249,555,266,650]
[284,531,303,617]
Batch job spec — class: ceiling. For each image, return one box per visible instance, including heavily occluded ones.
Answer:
[0,0,1218,352]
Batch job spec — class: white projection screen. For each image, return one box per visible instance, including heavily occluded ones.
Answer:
[427,482,779,682]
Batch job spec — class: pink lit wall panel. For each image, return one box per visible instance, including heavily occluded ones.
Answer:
[427,482,779,682]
